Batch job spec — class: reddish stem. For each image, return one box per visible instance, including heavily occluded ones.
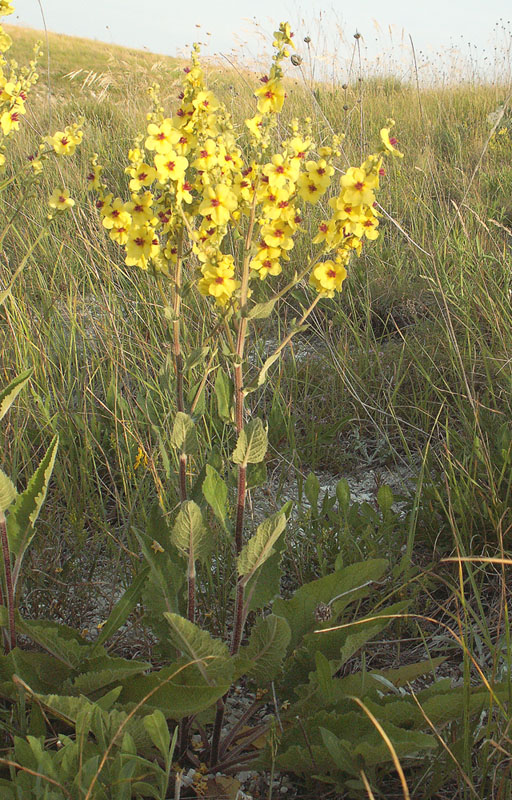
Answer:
[0,514,15,653]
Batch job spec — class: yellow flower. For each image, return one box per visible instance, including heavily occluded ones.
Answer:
[245,114,264,139]
[197,257,240,305]
[150,540,164,553]
[192,138,217,172]
[1,108,22,135]
[380,119,403,158]
[154,151,188,184]
[0,26,12,52]
[310,259,347,297]
[250,250,281,279]
[254,78,286,114]
[297,173,323,204]
[199,184,237,226]
[46,126,82,156]
[145,119,179,154]
[127,162,157,192]
[125,224,159,269]
[0,2,15,17]
[360,208,380,240]
[262,154,299,190]
[124,191,154,225]
[260,220,294,250]
[340,167,377,206]
[102,197,131,230]
[48,188,75,211]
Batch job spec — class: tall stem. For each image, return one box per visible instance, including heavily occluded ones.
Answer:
[0,512,15,653]
[211,197,257,768]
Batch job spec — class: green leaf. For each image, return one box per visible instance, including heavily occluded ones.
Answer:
[0,469,17,513]
[231,418,268,466]
[304,472,320,511]
[93,567,149,650]
[214,367,233,422]
[315,651,335,703]
[184,346,210,372]
[143,709,171,760]
[15,617,93,669]
[336,479,350,513]
[120,662,231,720]
[0,369,32,422]
[69,656,150,696]
[7,435,59,576]
[273,559,388,651]
[246,298,277,320]
[170,412,198,455]
[237,510,287,581]
[241,614,291,686]
[202,465,228,530]
[171,500,212,563]
[164,613,229,682]
[255,352,280,388]
[245,535,285,613]
[377,485,394,514]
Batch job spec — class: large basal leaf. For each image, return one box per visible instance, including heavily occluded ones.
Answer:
[170,412,198,455]
[68,656,151,696]
[120,662,231,720]
[237,510,287,581]
[0,648,72,695]
[171,500,212,563]
[231,418,268,466]
[0,469,17,514]
[7,435,59,576]
[164,613,229,682]
[273,559,388,651]
[0,368,32,422]
[16,617,94,669]
[240,614,291,686]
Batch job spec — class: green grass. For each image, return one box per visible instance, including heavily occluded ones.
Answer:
[2,21,512,798]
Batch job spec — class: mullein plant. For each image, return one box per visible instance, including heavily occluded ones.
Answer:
[0,0,81,653]
[90,22,403,768]
[0,0,82,232]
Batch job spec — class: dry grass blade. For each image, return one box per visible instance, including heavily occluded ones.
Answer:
[316,613,504,711]
[408,685,479,797]
[349,695,410,800]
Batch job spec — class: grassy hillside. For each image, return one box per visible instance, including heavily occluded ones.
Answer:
[2,19,512,798]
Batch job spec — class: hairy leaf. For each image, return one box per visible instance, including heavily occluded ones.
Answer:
[7,436,59,583]
[0,469,17,514]
[164,613,229,682]
[231,418,268,466]
[241,614,291,686]
[237,510,287,580]
[171,500,212,563]
[202,465,228,530]
[171,412,198,455]
[0,368,32,422]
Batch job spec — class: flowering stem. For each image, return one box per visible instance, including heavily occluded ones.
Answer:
[0,512,15,653]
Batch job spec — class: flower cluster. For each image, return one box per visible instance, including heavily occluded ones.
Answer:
[89,22,402,307]
[0,2,82,211]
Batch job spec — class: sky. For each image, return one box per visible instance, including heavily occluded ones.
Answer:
[6,0,512,82]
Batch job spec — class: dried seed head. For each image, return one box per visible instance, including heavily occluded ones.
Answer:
[304,36,311,44]
[314,602,332,622]
[291,54,303,66]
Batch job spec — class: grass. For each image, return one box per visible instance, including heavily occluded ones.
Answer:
[2,20,512,799]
